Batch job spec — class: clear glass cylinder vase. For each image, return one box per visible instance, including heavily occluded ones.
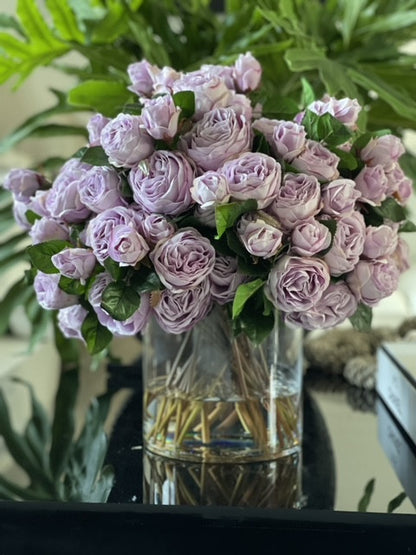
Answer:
[142,306,303,463]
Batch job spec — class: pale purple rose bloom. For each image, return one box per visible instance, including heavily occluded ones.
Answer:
[271,121,306,162]
[191,171,230,209]
[142,213,176,245]
[184,107,251,171]
[129,150,195,215]
[12,200,32,230]
[100,114,154,168]
[285,282,358,330]
[88,272,150,335]
[347,259,400,307]
[86,206,145,265]
[52,248,96,281]
[45,159,91,224]
[108,224,149,266]
[150,66,182,95]
[209,256,245,305]
[321,179,361,217]
[268,172,321,230]
[78,166,126,213]
[237,213,283,258]
[290,218,331,256]
[57,304,88,341]
[127,60,157,97]
[308,95,361,129]
[34,272,77,310]
[30,190,52,218]
[150,228,215,290]
[392,237,411,273]
[200,63,235,89]
[323,211,366,276]
[233,52,262,92]
[173,71,231,120]
[362,225,398,259]
[265,255,331,313]
[29,217,70,244]
[354,164,388,206]
[291,140,340,182]
[360,134,405,171]
[220,152,281,209]
[3,168,46,203]
[153,279,213,334]
[141,95,181,140]
[385,164,413,205]
[252,117,280,143]
[226,91,253,119]
[87,113,111,146]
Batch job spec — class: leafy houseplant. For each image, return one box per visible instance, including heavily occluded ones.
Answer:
[2,50,414,461]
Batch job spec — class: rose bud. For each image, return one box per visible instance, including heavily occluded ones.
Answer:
[141,95,181,140]
[51,248,97,282]
[323,211,366,276]
[347,259,400,307]
[3,168,47,203]
[87,113,111,146]
[191,171,230,209]
[33,272,77,310]
[354,164,388,206]
[107,224,149,266]
[233,52,262,92]
[291,139,340,182]
[237,213,283,258]
[271,120,306,162]
[360,134,405,172]
[29,218,70,245]
[362,225,398,259]
[321,178,361,217]
[290,218,331,257]
[57,305,88,342]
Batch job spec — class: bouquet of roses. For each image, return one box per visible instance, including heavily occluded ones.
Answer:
[2,53,414,355]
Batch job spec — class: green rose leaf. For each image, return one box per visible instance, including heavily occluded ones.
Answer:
[215,199,257,238]
[232,279,264,319]
[318,219,337,255]
[80,146,110,166]
[132,270,163,294]
[25,210,42,225]
[350,303,372,332]
[59,276,86,296]
[172,91,195,119]
[81,311,113,355]
[301,77,315,107]
[27,240,70,274]
[373,197,406,223]
[103,257,126,281]
[68,80,133,117]
[253,131,272,156]
[302,110,352,147]
[400,220,416,232]
[101,281,141,321]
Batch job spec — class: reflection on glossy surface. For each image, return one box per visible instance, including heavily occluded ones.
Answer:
[143,449,302,508]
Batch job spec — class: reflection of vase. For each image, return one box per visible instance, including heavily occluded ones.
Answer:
[142,306,303,462]
[143,449,302,508]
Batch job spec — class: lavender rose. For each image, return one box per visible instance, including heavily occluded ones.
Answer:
[220,152,281,209]
[33,272,77,310]
[268,172,321,230]
[184,107,251,171]
[108,224,149,266]
[127,60,157,97]
[271,120,306,162]
[29,218,70,245]
[191,171,230,209]
[45,159,91,224]
[265,255,331,313]
[51,248,96,282]
[209,256,245,305]
[392,237,411,273]
[362,225,398,259]
[252,117,280,143]
[323,211,366,276]
[290,218,331,256]
[78,166,126,213]
[291,140,340,182]
[233,52,262,92]
[12,200,32,230]
[199,63,235,89]
[57,304,88,341]
[142,214,176,245]
[100,113,154,168]
[285,282,358,330]
[321,179,361,217]
[129,150,195,215]
[87,113,111,146]
[354,165,388,206]
[141,95,181,140]
[85,206,145,265]
[237,213,283,258]
[360,134,405,171]
[308,95,361,129]
[3,169,46,203]
[173,71,231,120]
[150,228,215,290]
[153,279,213,334]
[386,164,413,205]
[347,259,400,307]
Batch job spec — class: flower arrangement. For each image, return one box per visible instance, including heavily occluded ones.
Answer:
[2,53,414,357]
